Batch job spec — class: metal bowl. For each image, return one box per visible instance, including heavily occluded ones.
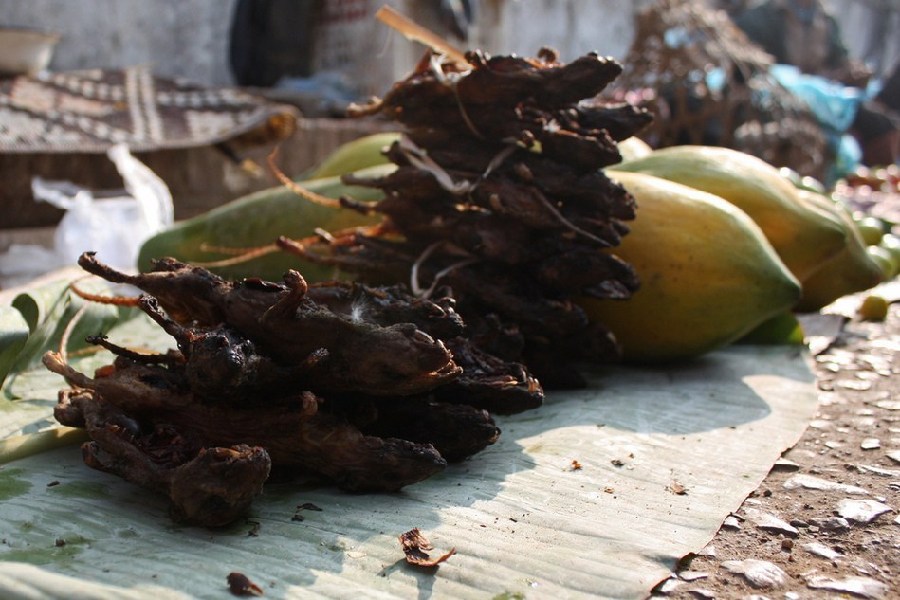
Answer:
[0,27,61,76]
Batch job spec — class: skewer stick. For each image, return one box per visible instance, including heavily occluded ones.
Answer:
[267,145,342,209]
[376,5,468,65]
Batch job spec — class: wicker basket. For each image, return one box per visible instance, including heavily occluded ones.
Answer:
[605,0,829,178]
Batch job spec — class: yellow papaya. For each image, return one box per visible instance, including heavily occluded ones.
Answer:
[614,145,847,281]
[578,171,801,363]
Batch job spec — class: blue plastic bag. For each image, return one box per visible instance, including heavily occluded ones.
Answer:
[769,64,863,135]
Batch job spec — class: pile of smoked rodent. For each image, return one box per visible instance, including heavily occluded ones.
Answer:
[45,48,649,527]
[283,47,651,388]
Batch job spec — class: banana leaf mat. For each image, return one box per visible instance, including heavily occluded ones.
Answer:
[0,274,819,599]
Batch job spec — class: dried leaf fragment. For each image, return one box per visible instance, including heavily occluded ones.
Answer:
[835,499,893,524]
[246,520,261,537]
[399,528,456,568]
[292,502,324,522]
[667,480,688,495]
[742,507,799,537]
[722,559,786,589]
[227,572,264,596]
[806,575,888,599]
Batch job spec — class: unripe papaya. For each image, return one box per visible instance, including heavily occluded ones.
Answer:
[303,132,401,179]
[793,190,885,312]
[580,171,801,363]
[738,310,805,346]
[614,145,847,281]
[137,165,395,282]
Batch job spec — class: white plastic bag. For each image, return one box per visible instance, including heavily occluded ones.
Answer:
[0,145,173,287]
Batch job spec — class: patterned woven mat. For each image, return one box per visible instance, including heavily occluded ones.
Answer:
[0,65,299,154]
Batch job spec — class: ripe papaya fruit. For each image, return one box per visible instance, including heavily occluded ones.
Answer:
[578,171,801,363]
[614,145,847,281]
[137,164,395,282]
[792,190,885,312]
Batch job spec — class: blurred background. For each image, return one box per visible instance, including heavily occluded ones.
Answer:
[0,0,646,94]
[2,0,896,90]
[1,0,898,278]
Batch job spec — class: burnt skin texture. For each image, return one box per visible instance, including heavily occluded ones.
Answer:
[55,388,271,528]
[78,252,461,396]
[279,49,650,387]
[47,353,448,494]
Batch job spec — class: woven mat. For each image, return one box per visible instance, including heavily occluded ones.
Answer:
[0,65,299,154]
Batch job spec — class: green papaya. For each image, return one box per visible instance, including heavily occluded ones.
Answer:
[303,132,401,179]
[794,192,885,311]
[137,164,395,282]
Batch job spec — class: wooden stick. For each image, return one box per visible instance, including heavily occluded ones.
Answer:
[267,145,342,209]
[376,5,468,65]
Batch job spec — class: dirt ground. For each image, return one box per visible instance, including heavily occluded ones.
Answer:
[655,287,900,599]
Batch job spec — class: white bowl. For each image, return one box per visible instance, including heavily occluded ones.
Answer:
[0,27,61,76]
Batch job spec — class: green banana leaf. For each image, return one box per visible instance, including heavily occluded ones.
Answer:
[0,273,138,438]
[0,281,819,600]
[0,305,29,390]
